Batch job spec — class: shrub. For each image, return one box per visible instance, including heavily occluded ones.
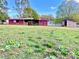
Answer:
[53,18,63,24]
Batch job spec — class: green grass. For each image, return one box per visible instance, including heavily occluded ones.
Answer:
[0,25,79,59]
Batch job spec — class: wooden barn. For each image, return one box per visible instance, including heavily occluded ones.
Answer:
[8,18,48,26]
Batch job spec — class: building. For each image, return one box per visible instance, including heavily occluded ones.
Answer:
[62,19,77,27]
[8,18,48,26]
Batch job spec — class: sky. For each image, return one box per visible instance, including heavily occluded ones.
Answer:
[7,0,63,18]
[7,0,79,18]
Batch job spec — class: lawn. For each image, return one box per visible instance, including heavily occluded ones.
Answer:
[0,25,79,59]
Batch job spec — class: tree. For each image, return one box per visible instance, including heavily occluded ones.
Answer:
[0,0,8,13]
[23,8,39,19]
[0,0,9,21]
[15,0,30,18]
[0,11,9,20]
[70,14,79,22]
[56,0,79,19]
[53,18,64,24]
[40,15,53,20]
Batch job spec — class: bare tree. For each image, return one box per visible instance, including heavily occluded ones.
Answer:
[15,0,30,18]
[56,0,79,19]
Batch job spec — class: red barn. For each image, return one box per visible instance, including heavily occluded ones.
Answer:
[8,18,48,26]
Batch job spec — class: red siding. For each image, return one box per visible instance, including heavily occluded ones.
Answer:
[9,20,15,25]
[39,20,48,26]
[9,20,24,25]
[16,20,24,25]
[8,19,48,26]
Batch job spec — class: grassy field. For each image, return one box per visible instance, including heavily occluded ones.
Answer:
[0,25,79,59]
